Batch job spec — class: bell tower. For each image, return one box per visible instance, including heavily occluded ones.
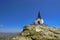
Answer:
[37,11,42,19]
[35,11,44,25]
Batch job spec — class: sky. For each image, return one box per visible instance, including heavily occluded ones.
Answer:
[0,0,60,33]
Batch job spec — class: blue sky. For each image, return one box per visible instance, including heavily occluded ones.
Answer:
[0,0,60,33]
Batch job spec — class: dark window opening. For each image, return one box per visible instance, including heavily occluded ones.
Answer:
[38,21,40,24]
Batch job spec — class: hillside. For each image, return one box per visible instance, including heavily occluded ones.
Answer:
[11,24,60,40]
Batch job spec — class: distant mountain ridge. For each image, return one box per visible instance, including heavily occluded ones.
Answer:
[0,32,16,40]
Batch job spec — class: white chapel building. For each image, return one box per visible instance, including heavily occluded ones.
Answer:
[34,11,44,25]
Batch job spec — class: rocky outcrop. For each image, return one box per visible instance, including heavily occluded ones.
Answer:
[11,24,60,40]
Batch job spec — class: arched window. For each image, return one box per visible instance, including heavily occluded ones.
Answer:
[38,21,40,24]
